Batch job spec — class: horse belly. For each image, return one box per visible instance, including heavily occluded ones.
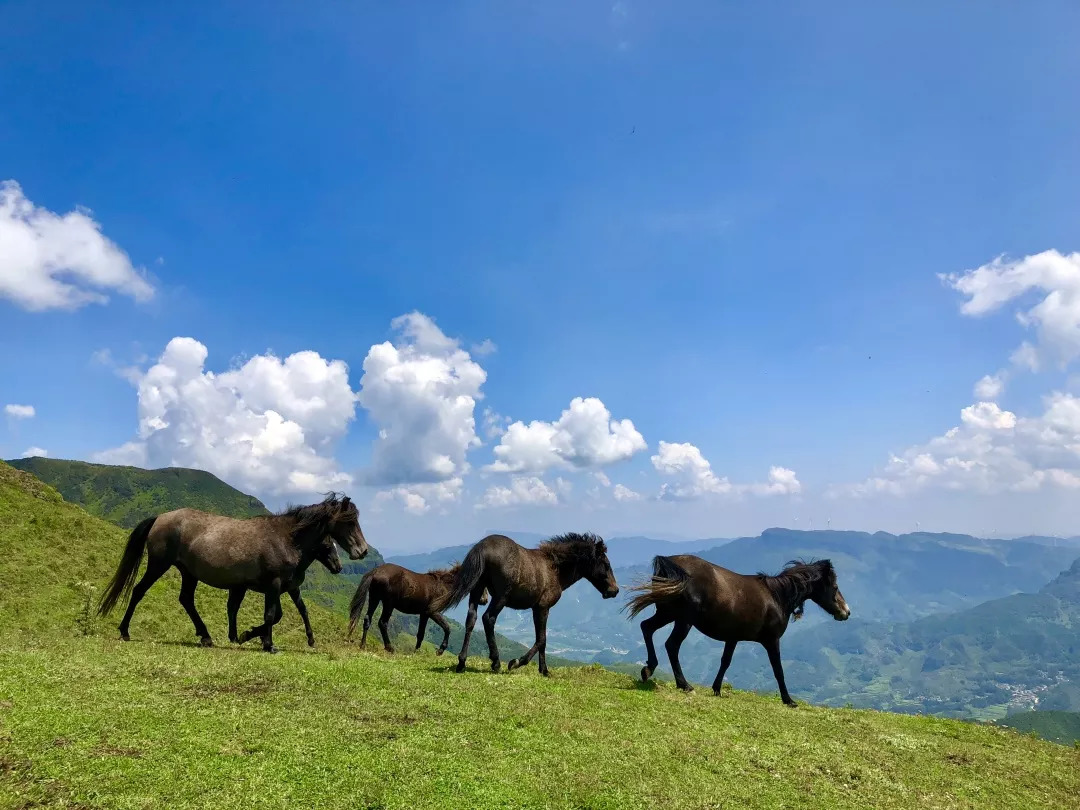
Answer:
[178,540,265,589]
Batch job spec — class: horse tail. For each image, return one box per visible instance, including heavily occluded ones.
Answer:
[437,542,486,611]
[97,516,156,616]
[347,569,377,636]
[625,555,692,619]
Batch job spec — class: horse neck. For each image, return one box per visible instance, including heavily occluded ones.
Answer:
[549,555,583,591]
[766,571,817,617]
[285,513,331,559]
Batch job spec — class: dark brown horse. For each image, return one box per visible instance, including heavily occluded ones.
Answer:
[346,563,489,654]
[227,533,343,648]
[97,493,368,653]
[627,555,850,705]
[439,532,619,676]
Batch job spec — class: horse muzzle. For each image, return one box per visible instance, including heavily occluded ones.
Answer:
[604,586,620,599]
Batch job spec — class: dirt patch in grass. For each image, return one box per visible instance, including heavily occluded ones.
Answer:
[180,675,279,699]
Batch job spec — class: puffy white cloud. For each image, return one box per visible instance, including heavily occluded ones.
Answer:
[651,441,801,500]
[471,339,498,357]
[742,466,803,497]
[95,337,356,497]
[836,392,1080,497]
[593,471,612,487]
[4,404,34,419]
[478,476,559,509]
[358,312,486,488]
[481,407,510,439]
[487,396,646,473]
[651,441,732,500]
[613,483,642,502]
[21,446,47,458]
[375,478,464,515]
[0,180,154,311]
[944,250,1080,371]
[974,373,1005,401]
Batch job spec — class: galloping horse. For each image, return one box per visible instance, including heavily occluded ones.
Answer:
[97,494,368,653]
[439,532,619,676]
[346,563,489,654]
[228,533,343,648]
[627,555,850,705]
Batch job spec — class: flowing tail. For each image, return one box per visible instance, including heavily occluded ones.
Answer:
[347,570,376,636]
[625,555,692,619]
[97,516,156,616]
[435,543,486,612]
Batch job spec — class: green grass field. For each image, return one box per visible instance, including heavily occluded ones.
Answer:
[1,461,1078,809]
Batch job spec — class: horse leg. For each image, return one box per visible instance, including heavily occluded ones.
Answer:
[378,600,395,653]
[711,640,738,695]
[665,620,694,692]
[762,637,796,706]
[227,588,245,643]
[415,614,429,651]
[507,606,549,675]
[455,597,480,673]
[288,588,315,647]
[481,595,507,673]
[117,555,171,641]
[360,596,378,649]
[178,569,213,647]
[639,608,675,682]
[261,590,282,653]
[429,613,451,656]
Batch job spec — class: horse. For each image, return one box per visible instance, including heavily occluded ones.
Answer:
[627,555,850,705]
[97,493,369,653]
[346,563,489,654]
[227,532,343,648]
[439,532,619,676]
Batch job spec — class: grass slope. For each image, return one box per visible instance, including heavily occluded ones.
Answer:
[1,462,1078,809]
[6,457,270,528]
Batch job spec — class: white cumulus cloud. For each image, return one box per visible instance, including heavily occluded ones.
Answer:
[974,373,1005,401]
[487,396,646,473]
[4,404,35,419]
[21,446,47,458]
[651,441,732,500]
[835,393,1080,497]
[651,441,801,500]
[478,475,559,509]
[95,337,356,497]
[0,180,154,311]
[613,483,642,502]
[375,478,464,516]
[944,249,1080,372]
[358,312,486,494]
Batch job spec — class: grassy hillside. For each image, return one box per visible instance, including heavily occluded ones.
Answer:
[996,711,1080,745]
[7,457,271,528]
[1,461,1078,808]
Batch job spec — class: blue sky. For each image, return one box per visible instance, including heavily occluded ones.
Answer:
[3,2,1080,551]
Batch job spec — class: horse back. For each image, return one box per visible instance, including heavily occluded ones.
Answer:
[665,554,778,641]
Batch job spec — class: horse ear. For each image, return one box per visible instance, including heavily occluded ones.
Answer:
[596,539,607,554]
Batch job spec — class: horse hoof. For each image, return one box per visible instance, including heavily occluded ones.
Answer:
[200,637,213,648]
[435,648,446,657]
[490,660,501,673]
[455,661,466,673]
[507,659,519,672]
[540,669,550,677]
[307,638,316,648]
[783,700,798,709]
[678,683,694,693]
[119,633,130,642]
[640,666,652,682]
[712,688,723,697]
[263,646,279,654]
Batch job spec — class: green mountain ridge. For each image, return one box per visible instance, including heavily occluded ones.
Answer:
[6,457,271,528]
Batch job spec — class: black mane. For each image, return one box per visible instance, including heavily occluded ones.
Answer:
[757,558,834,618]
[538,532,607,566]
[281,492,352,545]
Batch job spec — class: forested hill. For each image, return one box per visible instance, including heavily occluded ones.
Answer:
[6,456,271,527]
